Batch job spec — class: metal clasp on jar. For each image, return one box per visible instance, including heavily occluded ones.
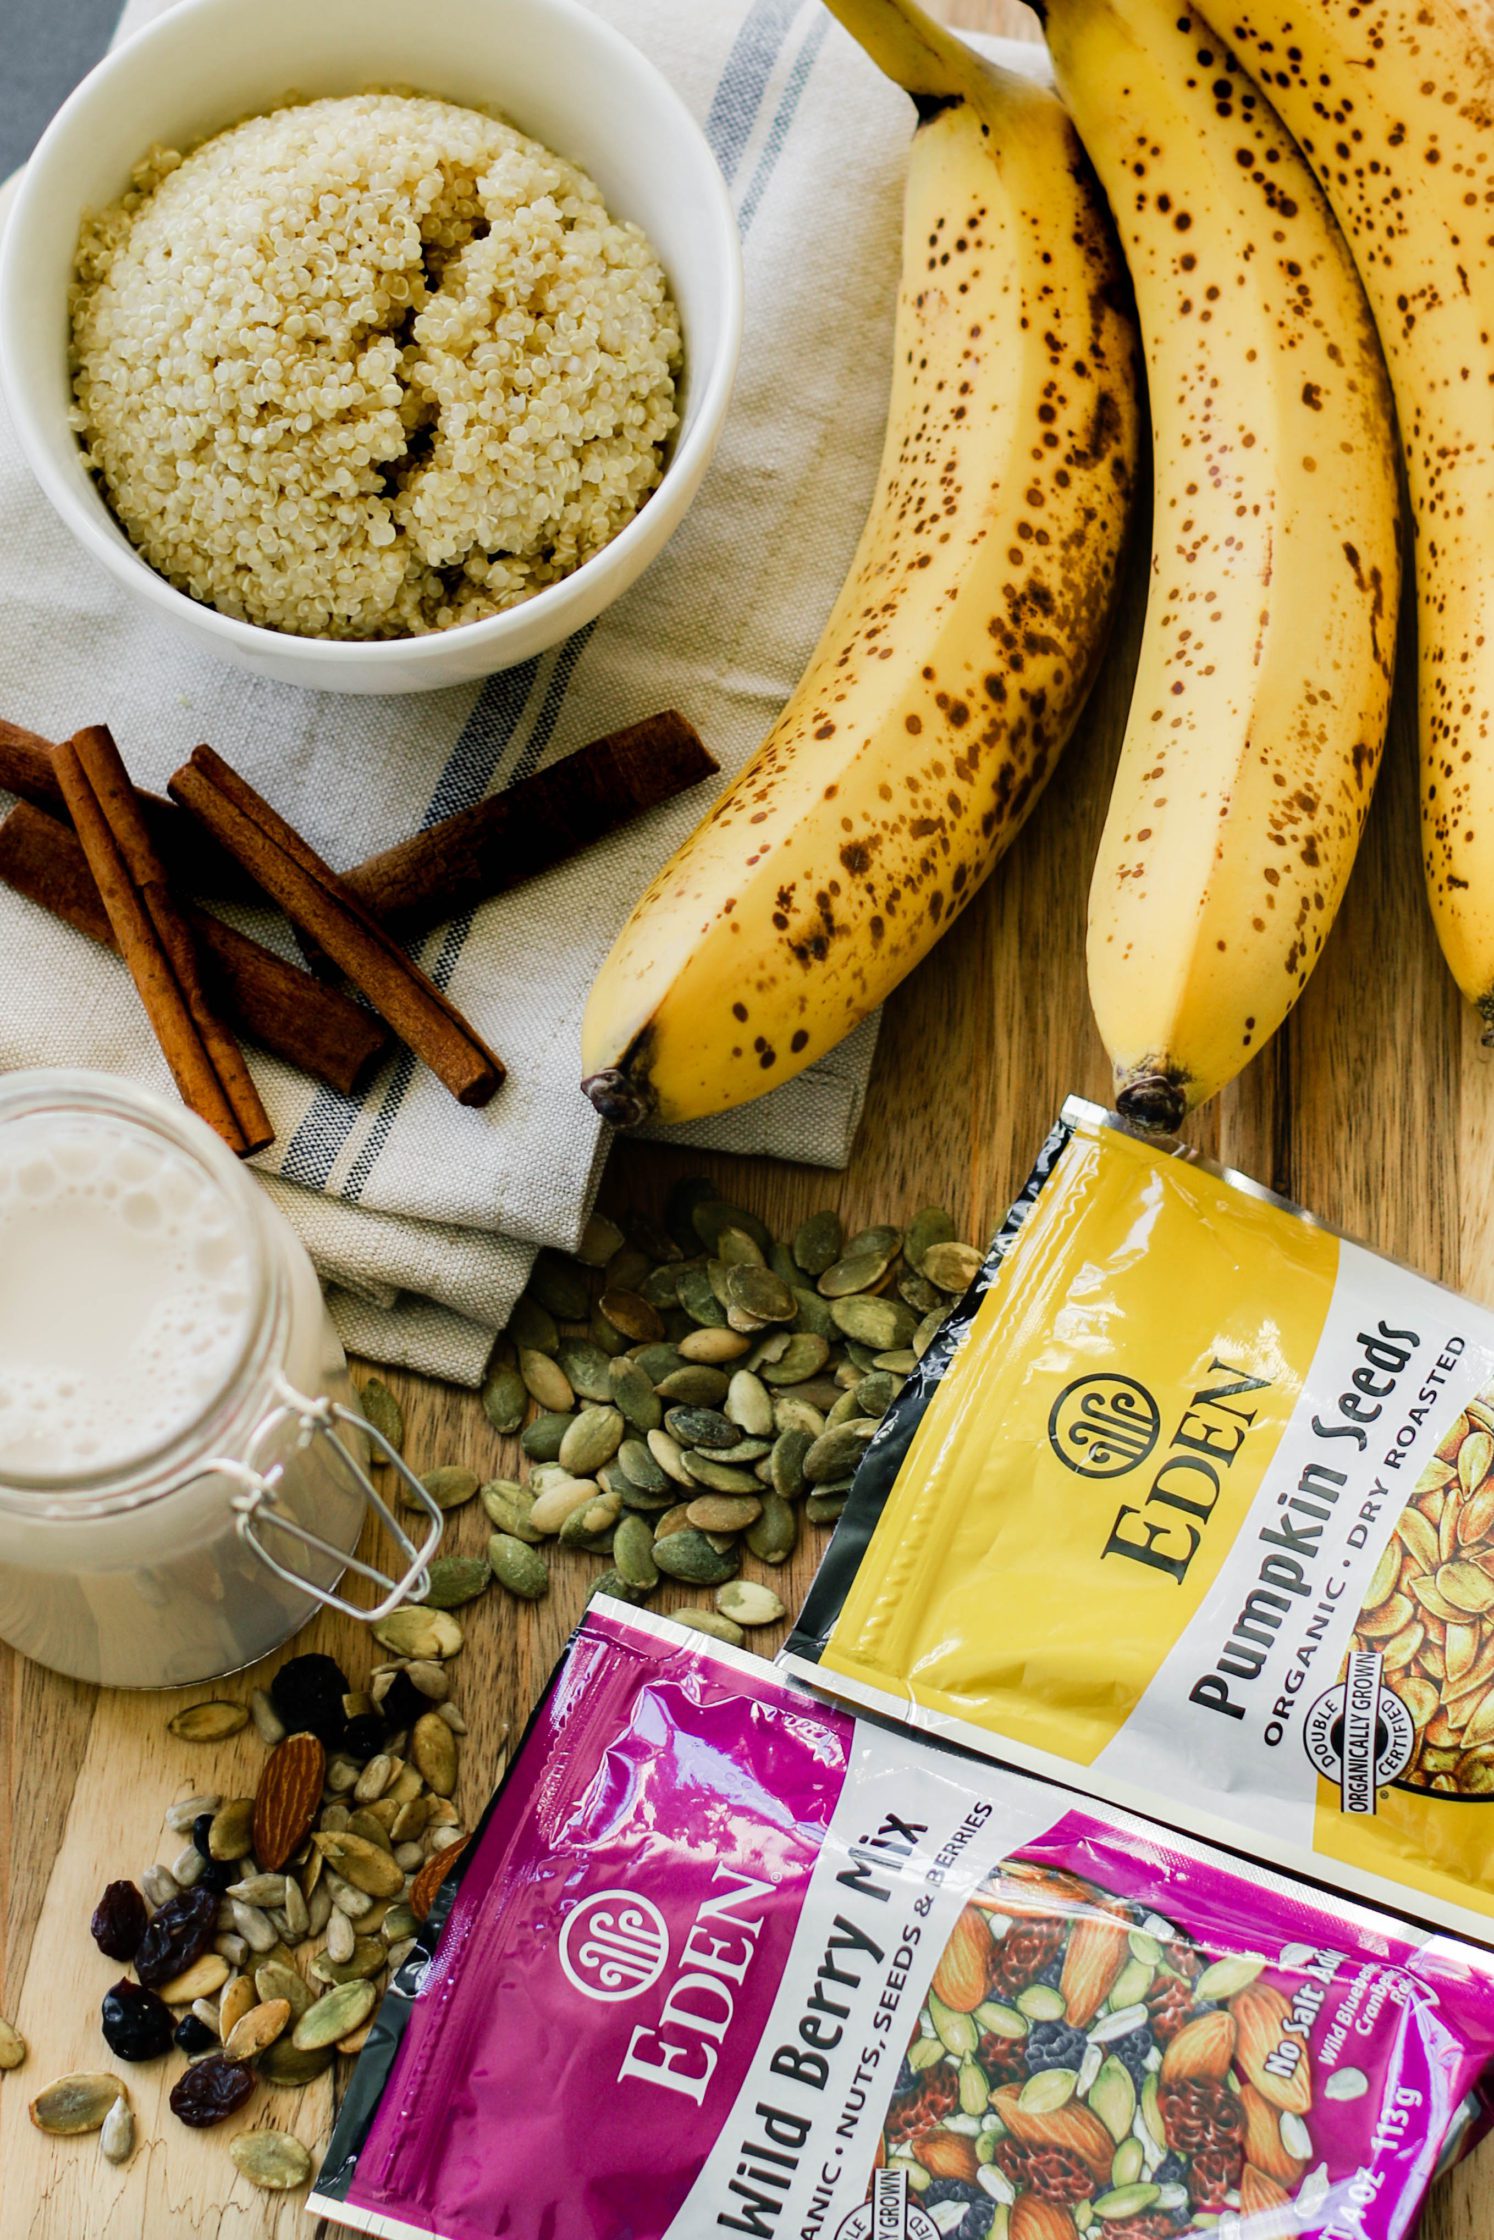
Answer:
[197,1374,442,1621]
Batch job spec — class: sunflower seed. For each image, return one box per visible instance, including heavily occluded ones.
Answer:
[326,1871,374,1920]
[143,1864,181,1909]
[168,1700,247,1743]
[99,2095,134,2165]
[165,1793,221,1833]
[226,1874,287,1908]
[172,1845,206,1888]
[230,2129,313,2191]
[229,1902,280,1956]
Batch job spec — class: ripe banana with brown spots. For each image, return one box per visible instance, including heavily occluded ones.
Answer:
[1047,0,1401,1132]
[1200,0,1494,1034]
[580,0,1139,1129]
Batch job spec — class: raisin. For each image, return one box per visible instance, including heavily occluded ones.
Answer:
[341,1712,389,1763]
[269,1653,350,1748]
[373,1670,426,1734]
[90,1880,148,1963]
[174,2013,218,2056]
[101,1978,175,2061]
[169,2054,256,2127]
[135,1885,220,1989]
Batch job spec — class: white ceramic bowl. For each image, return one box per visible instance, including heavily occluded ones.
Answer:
[0,0,742,693]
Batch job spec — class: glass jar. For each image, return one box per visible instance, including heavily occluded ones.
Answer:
[0,1071,440,1687]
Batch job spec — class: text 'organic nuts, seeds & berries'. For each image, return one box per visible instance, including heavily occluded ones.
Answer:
[787,1098,1494,1945]
[310,1603,1494,2240]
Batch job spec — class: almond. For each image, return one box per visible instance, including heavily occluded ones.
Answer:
[1060,1912,1129,2028]
[911,2129,979,2183]
[1241,2163,1292,2216]
[1158,2008,1235,2085]
[1010,2200,1081,2240]
[931,1908,994,2013]
[1240,2083,1308,2184]
[1234,1984,1312,2114]
[253,1733,326,1873]
[991,2084,1113,2185]
[410,1838,468,1923]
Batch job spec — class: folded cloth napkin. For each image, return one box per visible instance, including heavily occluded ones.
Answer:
[0,0,1011,1381]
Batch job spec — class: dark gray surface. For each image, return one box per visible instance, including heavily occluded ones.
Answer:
[2,0,118,178]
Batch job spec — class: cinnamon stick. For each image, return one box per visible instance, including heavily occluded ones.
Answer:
[0,715,251,898]
[0,802,391,1096]
[55,726,273,1156]
[169,745,505,1108]
[343,710,718,936]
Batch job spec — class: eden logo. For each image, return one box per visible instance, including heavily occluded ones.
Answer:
[1048,1373,1161,1477]
[559,1890,670,2003]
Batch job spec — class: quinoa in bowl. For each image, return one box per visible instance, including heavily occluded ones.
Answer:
[67,92,682,641]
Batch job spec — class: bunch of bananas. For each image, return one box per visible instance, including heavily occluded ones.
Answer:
[584,0,1486,1136]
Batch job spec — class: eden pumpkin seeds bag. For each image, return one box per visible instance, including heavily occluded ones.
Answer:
[785,1097,1494,1946]
[309,1603,1494,2240]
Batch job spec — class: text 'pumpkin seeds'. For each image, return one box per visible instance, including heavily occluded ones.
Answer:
[788,1098,1494,1945]
[310,1604,1494,2240]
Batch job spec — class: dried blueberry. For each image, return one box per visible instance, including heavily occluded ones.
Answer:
[90,1880,148,1963]
[196,1856,237,1895]
[174,2012,218,2056]
[920,2180,985,2208]
[191,1813,216,1861]
[1109,2024,1158,2087]
[101,1977,175,2061]
[374,1670,426,1734]
[1024,2018,1089,2075]
[269,1652,350,1748]
[135,1885,219,1988]
[1035,1954,1065,1988]
[340,1711,389,1763]
[1155,2153,1186,2188]
[169,2053,256,2127]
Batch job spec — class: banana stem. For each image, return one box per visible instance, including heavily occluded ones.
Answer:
[817,0,985,103]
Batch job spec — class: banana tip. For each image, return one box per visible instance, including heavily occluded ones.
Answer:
[582,1068,655,1130]
[1115,1071,1187,1136]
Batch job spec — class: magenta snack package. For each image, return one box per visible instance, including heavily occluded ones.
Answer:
[311,1602,1494,2240]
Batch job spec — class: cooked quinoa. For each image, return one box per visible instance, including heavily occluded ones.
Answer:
[68,93,682,639]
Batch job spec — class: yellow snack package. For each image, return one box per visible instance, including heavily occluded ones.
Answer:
[786,1097,1494,1941]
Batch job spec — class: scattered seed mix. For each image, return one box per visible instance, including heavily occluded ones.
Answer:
[789,1098,1494,1947]
[311,1602,1494,2240]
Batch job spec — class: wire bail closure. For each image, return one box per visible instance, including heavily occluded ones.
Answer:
[202,1375,442,1622]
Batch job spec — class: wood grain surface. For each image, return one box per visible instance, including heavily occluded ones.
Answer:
[3,3,1493,2234]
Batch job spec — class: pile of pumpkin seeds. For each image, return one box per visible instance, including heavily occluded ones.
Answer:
[365,1183,984,1650]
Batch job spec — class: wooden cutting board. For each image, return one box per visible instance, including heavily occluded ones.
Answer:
[5,4,1494,2236]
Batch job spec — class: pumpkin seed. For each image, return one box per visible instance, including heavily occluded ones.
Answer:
[230,2129,313,2191]
[747,1493,798,1564]
[99,2095,134,2166]
[1088,2055,1137,2143]
[928,1992,979,2058]
[412,1712,459,1798]
[818,1226,901,1296]
[508,1294,559,1353]
[652,1528,740,1586]
[255,1961,314,2020]
[769,1429,815,1499]
[686,1494,762,1533]
[673,1606,746,1647]
[805,1491,849,1523]
[913,1307,950,1359]
[519,1348,573,1413]
[29,2075,126,2135]
[677,1326,748,1364]
[715,1580,786,1628]
[830,1295,916,1351]
[852,1371,898,1419]
[647,1429,698,1486]
[599,1288,665,1343]
[223,1998,292,2064]
[479,1364,526,1435]
[0,2016,26,2069]
[605,1245,652,1294]
[1020,2068,1078,2114]
[314,1834,405,1898]
[519,1412,571,1462]
[804,1420,877,1483]
[676,1262,728,1328]
[480,1479,542,1543]
[618,1437,669,1494]
[609,1359,663,1432]
[207,1797,255,1861]
[640,1263,681,1310]
[1093,2186,1161,2220]
[421,1557,491,1609]
[726,1264,796,1323]
[761,1334,830,1385]
[293,1980,377,2051]
[725,1369,774,1437]
[922,1240,984,1293]
[974,2001,1027,2039]
[528,1251,590,1321]
[694,1200,773,1255]
[560,1406,625,1477]
[685,1454,762,1494]
[168,1700,248,1743]
[488,1533,550,1601]
[358,1378,404,1452]
[1017,1984,1068,2021]
[259,2036,335,2087]
[656,1365,731,1406]
[613,1513,660,1590]
[552,1340,611,1404]
[792,1209,844,1277]
[589,1567,651,1607]
[528,1477,598,1534]
[905,1206,956,1272]
[1194,1953,1265,2002]
[159,1953,232,2003]
[372,1606,463,1659]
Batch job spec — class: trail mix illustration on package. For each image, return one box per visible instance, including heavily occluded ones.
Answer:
[311,1603,1494,2240]
[788,1099,1494,1946]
